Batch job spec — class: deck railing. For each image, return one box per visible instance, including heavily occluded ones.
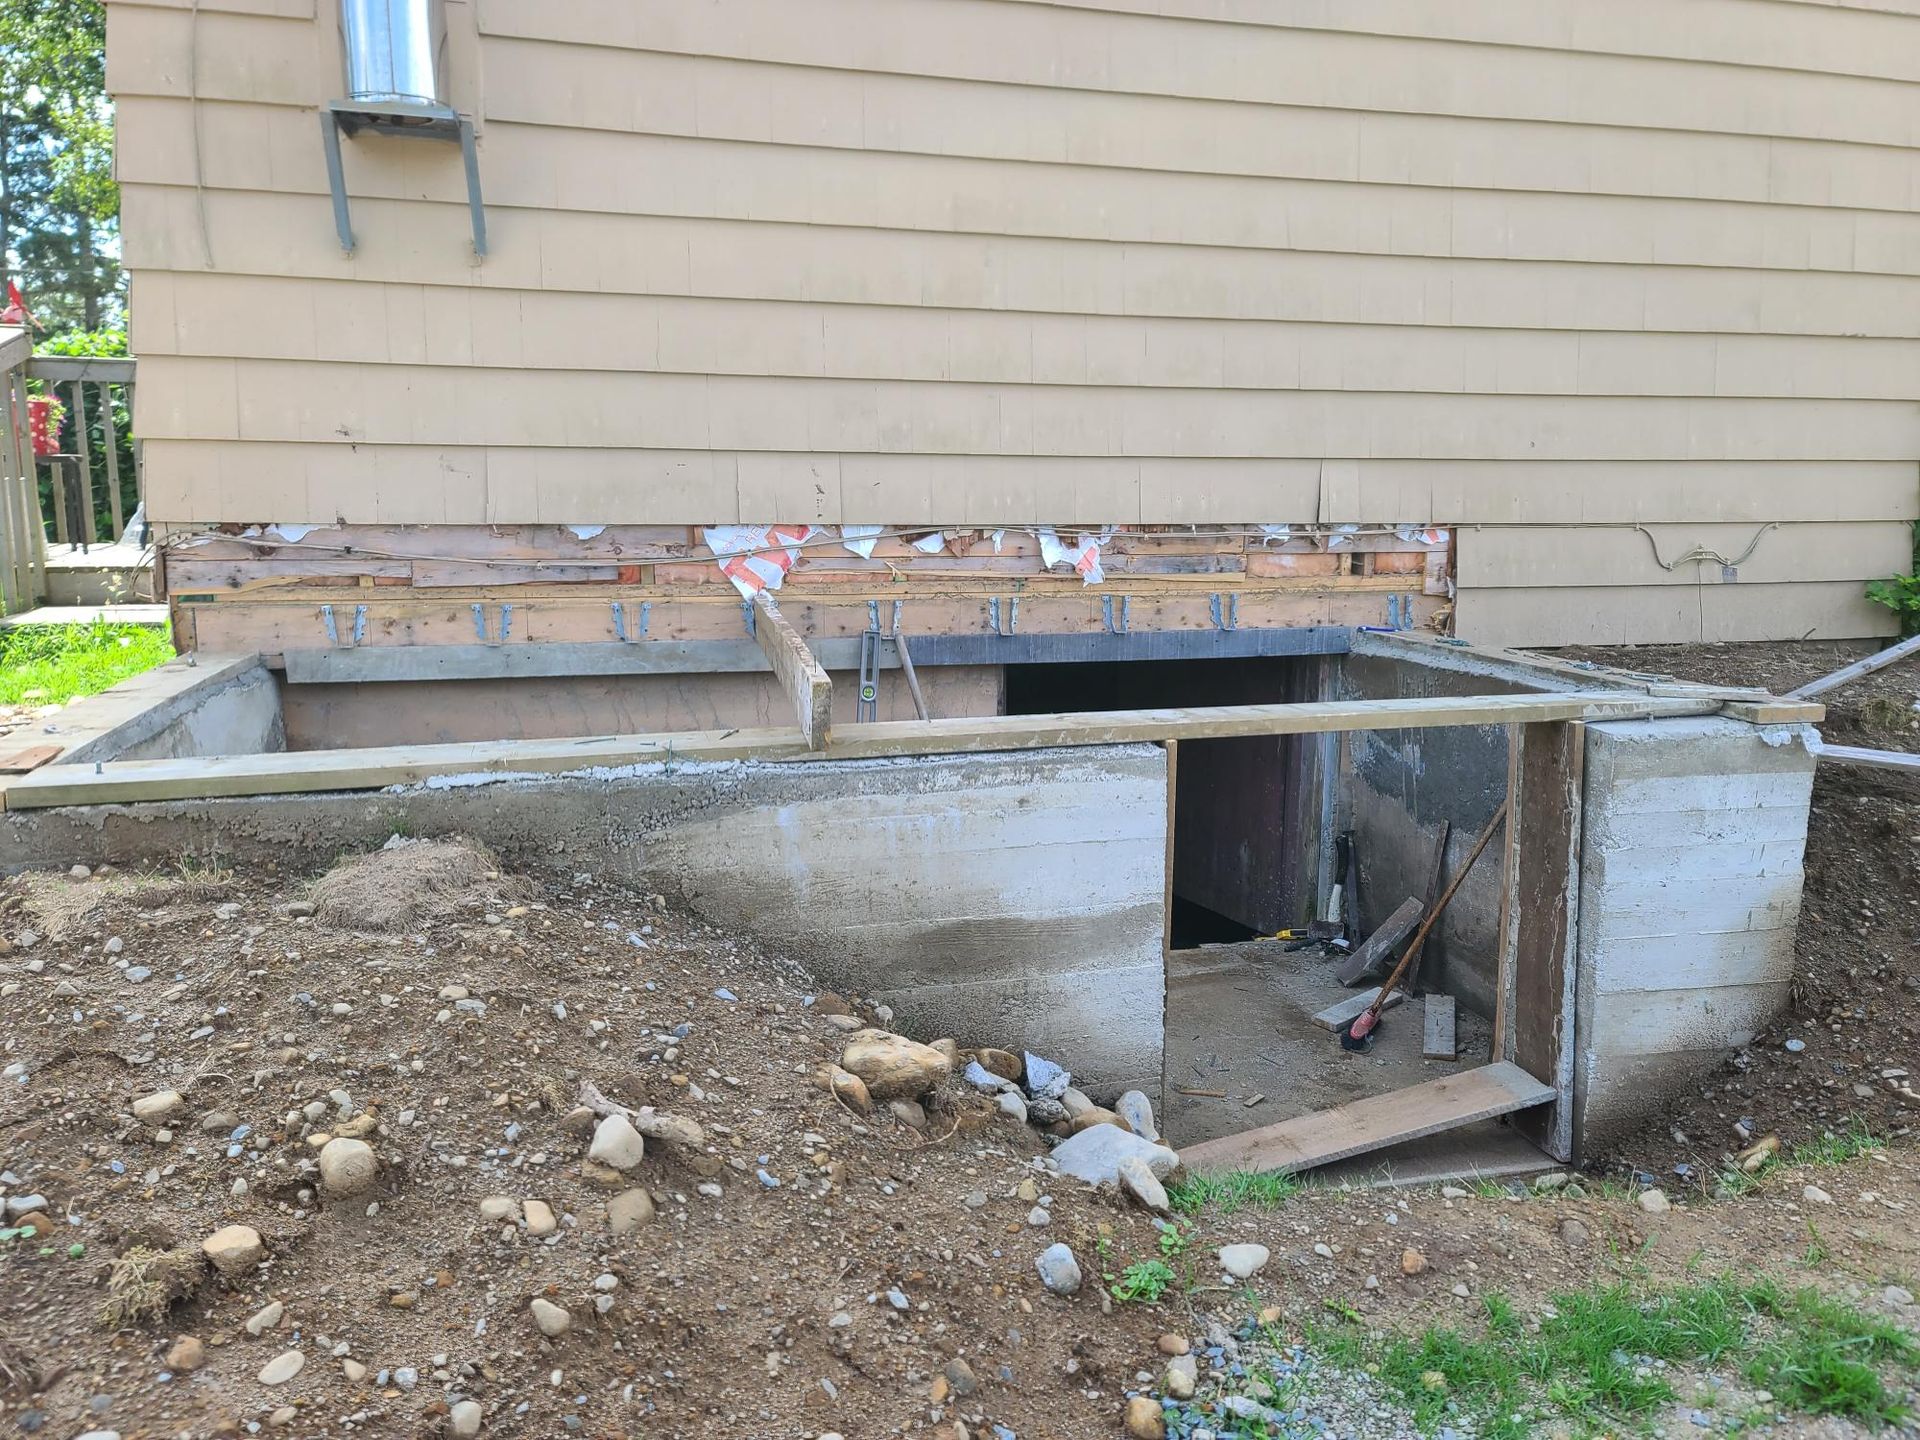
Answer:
[0,325,142,614]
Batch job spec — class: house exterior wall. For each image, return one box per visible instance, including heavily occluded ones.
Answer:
[106,0,1920,647]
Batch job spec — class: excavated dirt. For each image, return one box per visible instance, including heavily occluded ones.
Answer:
[1556,641,1920,1186]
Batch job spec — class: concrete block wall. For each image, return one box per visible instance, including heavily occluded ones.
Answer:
[1572,717,1816,1155]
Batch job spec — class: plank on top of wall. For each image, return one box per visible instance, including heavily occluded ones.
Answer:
[479,43,1920,220]
[130,271,1920,405]
[480,0,1920,151]
[117,187,1920,344]
[111,97,1920,283]
[1457,521,1915,588]
[1455,580,1896,648]
[131,354,1920,461]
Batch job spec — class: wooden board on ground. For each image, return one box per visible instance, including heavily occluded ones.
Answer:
[1179,1062,1555,1177]
[1423,994,1458,1060]
[1311,987,1406,1031]
[1335,895,1424,985]
[0,745,62,774]
[1815,742,1920,775]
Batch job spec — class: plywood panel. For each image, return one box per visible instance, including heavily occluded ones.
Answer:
[114,98,1920,280]
[118,187,1920,343]
[1458,521,1914,588]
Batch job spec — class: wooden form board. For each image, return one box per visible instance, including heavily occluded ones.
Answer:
[1814,742,1920,774]
[1178,1062,1554,1176]
[3,691,1727,810]
[752,593,832,749]
[1311,986,1407,1032]
[1335,894,1424,985]
[1423,994,1458,1061]
[1496,720,1585,1162]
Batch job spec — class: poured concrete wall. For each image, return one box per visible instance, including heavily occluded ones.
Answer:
[1572,717,1815,1155]
[0,743,1167,1097]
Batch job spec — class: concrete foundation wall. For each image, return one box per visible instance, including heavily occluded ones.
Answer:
[63,659,285,765]
[0,743,1167,1097]
[1572,717,1816,1155]
[1334,652,1535,1017]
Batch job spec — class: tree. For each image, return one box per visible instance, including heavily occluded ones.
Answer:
[0,0,118,333]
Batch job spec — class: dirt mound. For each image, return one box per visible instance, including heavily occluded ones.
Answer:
[308,836,530,932]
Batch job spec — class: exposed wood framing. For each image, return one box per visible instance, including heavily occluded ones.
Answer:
[752,593,832,749]
[1499,720,1584,1162]
[5,691,1727,810]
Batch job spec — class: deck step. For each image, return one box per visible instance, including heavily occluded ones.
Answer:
[1178,1061,1554,1177]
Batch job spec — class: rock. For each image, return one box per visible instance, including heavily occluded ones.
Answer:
[1803,1185,1833,1205]
[1070,1107,1126,1134]
[889,1097,928,1130]
[1015,1178,1041,1202]
[944,1357,978,1397]
[839,1030,952,1100]
[1440,1185,1468,1200]
[1531,1171,1568,1194]
[258,1351,305,1385]
[1400,1247,1428,1276]
[1451,1282,1471,1298]
[1558,1218,1591,1250]
[995,1091,1028,1124]
[529,1298,571,1338]
[1022,1052,1070,1100]
[166,1336,205,1371]
[478,1196,522,1224]
[1123,1395,1166,1439]
[1114,1090,1158,1141]
[963,1061,1015,1094]
[929,1038,959,1064]
[962,1189,989,1209]
[608,1188,655,1235]
[1885,1285,1914,1308]
[1156,1333,1189,1356]
[202,1225,265,1277]
[317,1137,377,1198]
[1118,1156,1170,1214]
[245,1300,285,1336]
[1036,1242,1082,1296]
[560,1106,597,1139]
[1059,1086,1096,1121]
[977,1048,1024,1082]
[132,1090,183,1124]
[341,1358,368,1382]
[1050,1125,1179,1189]
[523,1199,557,1237]
[827,1066,872,1114]
[449,1400,482,1437]
[2,1194,47,1218]
[588,1115,646,1171]
[1218,1243,1270,1280]
[1026,1206,1050,1228]
[1736,1135,1780,1173]
[1164,1353,1198,1400]
[1636,1189,1671,1214]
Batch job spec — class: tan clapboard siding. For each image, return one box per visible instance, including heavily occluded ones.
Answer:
[482,0,1920,150]
[485,45,1920,218]
[1456,581,1897,648]
[106,0,1920,644]
[1010,0,1920,82]
[129,355,1920,460]
[118,187,1920,343]
[126,272,1920,403]
[1457,521,1914,588]
[111,97,1920,281]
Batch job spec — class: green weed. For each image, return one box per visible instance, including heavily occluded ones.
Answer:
[1111,1259,1175,1304]
[1792,1121,1884,1168]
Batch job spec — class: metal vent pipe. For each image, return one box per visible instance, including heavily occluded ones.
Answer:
[340,0,445,108]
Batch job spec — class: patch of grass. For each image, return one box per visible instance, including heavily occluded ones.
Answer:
[1792,1121,1885,1168]
[1167,1169,1302,1216]
[99,1244,202,1329]
[0,620,172,707]
[1291,1274,1918,1439]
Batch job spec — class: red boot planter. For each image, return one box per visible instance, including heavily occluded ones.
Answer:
[27,394,59,457]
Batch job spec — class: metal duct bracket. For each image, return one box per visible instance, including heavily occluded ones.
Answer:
[320,98,486,257]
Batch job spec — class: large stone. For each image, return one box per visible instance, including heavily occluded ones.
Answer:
[1117,1156,1170,1213]
[523,1199,557,1237]
[449,1400,483,1437]
[132,1090,184,1124]
[166,1336,205,1372]
[1218,1243,1270,1280]
[1637,1188,1671,1214]
[608,1188,655,1235]
[976,1048,1023,1082]
[258,1350,305,1385]
[631,1110,705,1152]
[1070,1107,1126,1134]
[317,1137,377,1198]
[838,1029,951,1100]
[1059,1086,1096,1121]
[202,1224,265,1277]
[589,1114,646,1171]
[827,1065,872,1114]
[1114,1090,1158,1142]
[1164,1354,1198,1400]
[1035,1242,1082,1296]
[529,1298,571,1337]
[1124,1395,1166,1439]
[478,1196,522,1224]
[1049,1125,1179,1189]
